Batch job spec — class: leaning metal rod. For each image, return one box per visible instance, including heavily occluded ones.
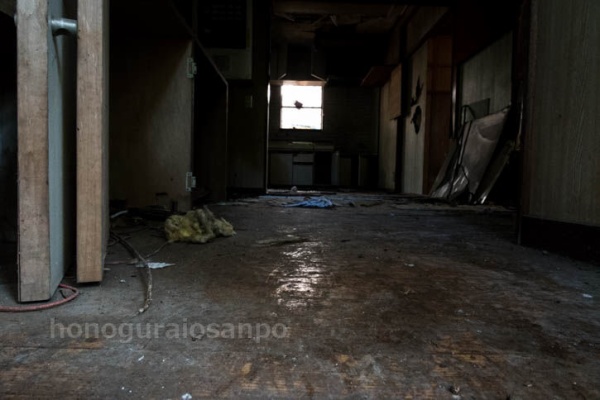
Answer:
[110,232,153,314]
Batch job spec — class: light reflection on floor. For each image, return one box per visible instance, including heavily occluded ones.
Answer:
[270,242,333,312]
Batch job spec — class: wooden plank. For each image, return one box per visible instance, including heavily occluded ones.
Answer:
[17,0,50,301]
[77,0,109,283]
[17,0,77,300]
[17,0,51,301]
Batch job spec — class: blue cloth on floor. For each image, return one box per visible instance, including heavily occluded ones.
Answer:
[285,197,334,209]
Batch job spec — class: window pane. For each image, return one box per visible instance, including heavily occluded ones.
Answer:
[281,85,323,108]
[280,108,323,130]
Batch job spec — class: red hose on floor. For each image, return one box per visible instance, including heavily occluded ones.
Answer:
[0,283,79,312]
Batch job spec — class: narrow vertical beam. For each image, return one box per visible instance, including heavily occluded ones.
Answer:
[77,0,109,283]
[17,0,51,301]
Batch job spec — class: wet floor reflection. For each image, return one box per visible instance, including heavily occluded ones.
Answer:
[269,242,333,312]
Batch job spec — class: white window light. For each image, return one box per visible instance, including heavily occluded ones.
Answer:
[280,84,323,130]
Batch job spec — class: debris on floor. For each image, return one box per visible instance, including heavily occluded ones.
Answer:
[284,197,334,209]
[165,207,235,243]
[256,235,307,247]
[348,200,384,207]
[140,262,175,270]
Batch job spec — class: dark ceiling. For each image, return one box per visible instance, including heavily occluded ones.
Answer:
[271,0,455,45]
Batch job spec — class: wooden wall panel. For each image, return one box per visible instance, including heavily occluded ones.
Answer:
[77,0,109,283]
[459,32,513,115]
[524,0,600,226]
[109,39,193,210]
[406,7,448,56]
[423,36,452,194]
[388,64,402,119]
[378,81,397,190]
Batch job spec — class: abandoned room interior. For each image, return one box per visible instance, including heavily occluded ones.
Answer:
[0,0,599,398]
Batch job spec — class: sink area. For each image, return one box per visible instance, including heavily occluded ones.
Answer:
[269,141,335,152]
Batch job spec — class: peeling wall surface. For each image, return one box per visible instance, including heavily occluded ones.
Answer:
[459,32,513,115]
[525,0,600,226]
[0,13,17,242]
[402,43,428,194]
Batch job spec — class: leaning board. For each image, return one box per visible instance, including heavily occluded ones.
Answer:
[76,0,109,283]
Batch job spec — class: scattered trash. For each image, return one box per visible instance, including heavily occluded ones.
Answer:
[358,201,384,207]
[405,263,415,268]
[241,363,252,376]
[165,206,235,243]
[449,385,461,396]
[181,393,193,400]
[137,355,145,362]
[119,279,126,283]
[256,235,307,247]
[138,262,175,270]
[284,197,334,209]
[582,294,593,299]
[110,210,129,219]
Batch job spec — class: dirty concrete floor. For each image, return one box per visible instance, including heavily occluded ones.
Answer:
[0,194,599,399]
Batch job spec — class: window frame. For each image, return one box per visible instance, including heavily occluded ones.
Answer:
[279,84,324,131]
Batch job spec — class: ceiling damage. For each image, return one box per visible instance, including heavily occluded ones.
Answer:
[270,0,453,83]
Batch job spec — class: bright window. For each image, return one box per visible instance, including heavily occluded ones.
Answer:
[280,85,323,130]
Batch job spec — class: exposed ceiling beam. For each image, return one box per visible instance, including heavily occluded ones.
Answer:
[0,0,16,17]
[273,2,394,17]
[273,0,455,15]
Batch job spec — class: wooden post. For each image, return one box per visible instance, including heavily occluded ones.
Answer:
[77,0,109,283]
[17,0,51,301]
